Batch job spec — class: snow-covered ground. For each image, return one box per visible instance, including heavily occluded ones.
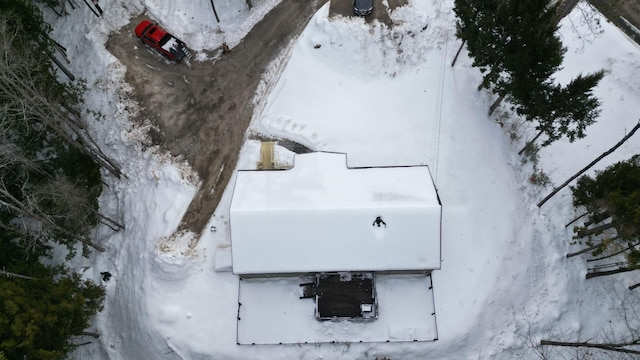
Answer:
[45,0,640,358]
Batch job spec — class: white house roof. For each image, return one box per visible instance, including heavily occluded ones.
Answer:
[229,152,441,275]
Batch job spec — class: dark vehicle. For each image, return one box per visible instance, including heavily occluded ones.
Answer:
[353,0,373,16]
[134,20,192,62]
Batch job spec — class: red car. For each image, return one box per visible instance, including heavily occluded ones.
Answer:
[134,20,191,62]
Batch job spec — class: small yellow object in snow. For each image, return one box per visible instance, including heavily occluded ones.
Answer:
[258,141,275,170]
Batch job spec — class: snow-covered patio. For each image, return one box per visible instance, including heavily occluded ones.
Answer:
[237,274,437,344]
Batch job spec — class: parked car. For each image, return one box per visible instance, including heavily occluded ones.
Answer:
[353,0,373,16]
[134,20,191,62]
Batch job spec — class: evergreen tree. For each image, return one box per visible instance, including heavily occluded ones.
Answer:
[538,72,604,146]
[453,0,604,151]
[572,155,640,239]
[571,156,640,266]
[502,0,564,85]
[453,0,505,91]
[515,71,604,152]
[0,240,105,360]
[454,0,563,94]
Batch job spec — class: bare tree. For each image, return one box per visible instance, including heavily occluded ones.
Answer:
[537,120,640,207]
[563,1,605,53]
[541,339,640,355]
[30,175,99,234]
[0,176,106,252]
[0,266,36,280]
[539,289,640,359]
[0,18,110,252]
[514,316,557,360]
[541,288,640,357]
[0,20,121,179]
[586,266,635,279]
[565,211,589,227]
[450,39,465,67]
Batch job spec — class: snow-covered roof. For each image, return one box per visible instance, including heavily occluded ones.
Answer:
[229,152,441,275]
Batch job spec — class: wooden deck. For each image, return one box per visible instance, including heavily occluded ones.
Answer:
[314,273,376,320]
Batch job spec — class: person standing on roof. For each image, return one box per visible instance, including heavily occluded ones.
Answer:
[372,216,386,227]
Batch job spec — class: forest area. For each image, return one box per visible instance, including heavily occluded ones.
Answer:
[0,1,119,358]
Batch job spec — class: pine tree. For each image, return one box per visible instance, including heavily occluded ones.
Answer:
[572,155,640,237]
[453,0,604,151]
[516,71,604,152]
[0,240,105,360]
[571,156,640,268]
[454,0,564,95]
[539,72,604,146]
[502,0,565,84]
[495,0,565,121]
[453,0,505,91]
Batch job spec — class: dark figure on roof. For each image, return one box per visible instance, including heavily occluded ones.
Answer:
[372,216,386,227]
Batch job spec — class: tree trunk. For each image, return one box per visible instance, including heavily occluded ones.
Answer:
[629,282,640,290]
[537,119,640,207]
[35,37,75,80]
[566,241,605,258]
[565,211,588,227]
[540,339,640,355]
[451,40,466,67]
[584,211,611,227]
[99,214,124,231]
[52,39,70,64]
[518,130,544,155]
[0,268,36,280]
[49,52,75,81]
[586,266,635,279]
[577,221,617,238]
[92,0,103,16]
[47,3,63,17]
[588,239,635,262]
[488,93,506,115]
[82,0,100,17]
